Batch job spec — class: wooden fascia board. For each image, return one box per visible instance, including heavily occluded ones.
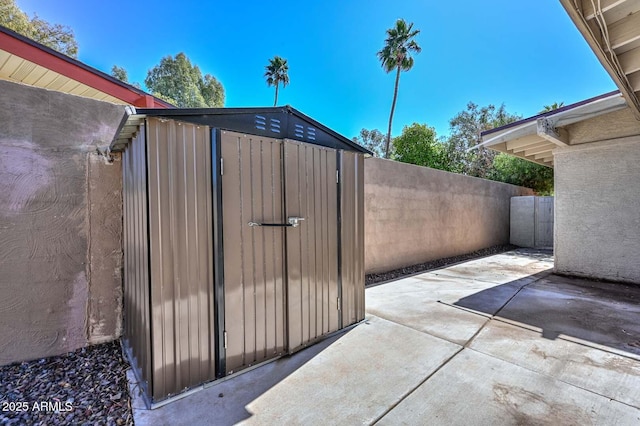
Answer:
[0,31,170,108]
[478,123,537,149]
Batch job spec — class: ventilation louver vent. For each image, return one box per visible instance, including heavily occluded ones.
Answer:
[294,124,304,139]
[307,127,316,141]
[255,115,266,130]
[270,118,281,134]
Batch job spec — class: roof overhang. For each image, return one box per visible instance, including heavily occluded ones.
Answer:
[559,0,640,119]
[0,25,172,108]
[476,91,627,167]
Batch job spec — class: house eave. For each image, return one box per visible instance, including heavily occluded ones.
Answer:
[476,92,628,167]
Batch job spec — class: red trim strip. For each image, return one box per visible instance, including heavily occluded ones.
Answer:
[0,31,170,108]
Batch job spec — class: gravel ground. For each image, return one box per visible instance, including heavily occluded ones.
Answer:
[0,341,133,426]
[366,244,519,286]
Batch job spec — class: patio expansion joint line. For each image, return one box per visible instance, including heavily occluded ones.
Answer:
[369,291,512,425]
[369,345,465,426]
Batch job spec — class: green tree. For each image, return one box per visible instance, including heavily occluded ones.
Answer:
[0,0,78,57]
[145,52,224,108]
[264,56,289,107]
[489,154,554,195]
[352,128,386,157]
[111,65,129,83]
[540,102,565,113]
[445,102,553,193]
[377,19,421,159]
[445,102,520,178]
[111,65,142,89]
[393,123,448,170]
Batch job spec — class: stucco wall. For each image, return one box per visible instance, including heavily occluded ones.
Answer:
[0,80,125,365]
[365,158,533,274]
[554,137,640,283]
[566,108,640,145]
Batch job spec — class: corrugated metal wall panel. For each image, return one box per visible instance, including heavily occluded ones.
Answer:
[146,118,215,400]
[221,131,286,374]
[122,127,152,397]
[285,140,339,352]
[340,152,365,325]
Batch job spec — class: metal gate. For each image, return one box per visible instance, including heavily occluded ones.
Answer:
[219,131,340,374]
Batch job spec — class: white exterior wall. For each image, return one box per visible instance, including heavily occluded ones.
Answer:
[554,137,640,283]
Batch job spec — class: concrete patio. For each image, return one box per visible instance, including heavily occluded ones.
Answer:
[131,249,640,425]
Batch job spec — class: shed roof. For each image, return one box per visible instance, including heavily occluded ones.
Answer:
[0,25,171,108]
[476,91,627,167]
[112,105,373,155]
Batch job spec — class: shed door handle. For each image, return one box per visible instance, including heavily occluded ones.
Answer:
[248,217,305,228]
[248,222,293,227]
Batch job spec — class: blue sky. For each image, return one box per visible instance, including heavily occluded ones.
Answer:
[17,0,615,140]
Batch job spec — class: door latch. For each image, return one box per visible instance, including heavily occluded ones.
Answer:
[247,217,305,228]
[287,217,305,227]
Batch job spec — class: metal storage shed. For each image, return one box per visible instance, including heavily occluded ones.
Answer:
[112,106,369,405]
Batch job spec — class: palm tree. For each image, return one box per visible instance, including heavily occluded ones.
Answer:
[264,56,290,107]
[377,19,421,159]
[541,102,565,113]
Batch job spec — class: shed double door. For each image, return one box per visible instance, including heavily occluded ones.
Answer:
[220,131,340,375]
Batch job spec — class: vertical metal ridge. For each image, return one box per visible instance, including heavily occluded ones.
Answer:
[190,126,200,380]
[278,140,286,354]
[166,120,176,395]
[249,138,256,364]
[270,140,279,354]
[319,150,326,334]
[260,140,268,359]
[312,148,320,336]
[237,135,246,367]
[304,146,311,342]
[296,144,303,347]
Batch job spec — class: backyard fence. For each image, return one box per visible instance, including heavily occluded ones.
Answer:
[364,158,534,274]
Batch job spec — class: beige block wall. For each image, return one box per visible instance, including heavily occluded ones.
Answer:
[0,80,125,365]
[554,137,640,283]
[365,158,533,274]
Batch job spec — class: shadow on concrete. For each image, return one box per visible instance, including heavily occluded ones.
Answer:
[454,271,640,357]
[133,330,348,425]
